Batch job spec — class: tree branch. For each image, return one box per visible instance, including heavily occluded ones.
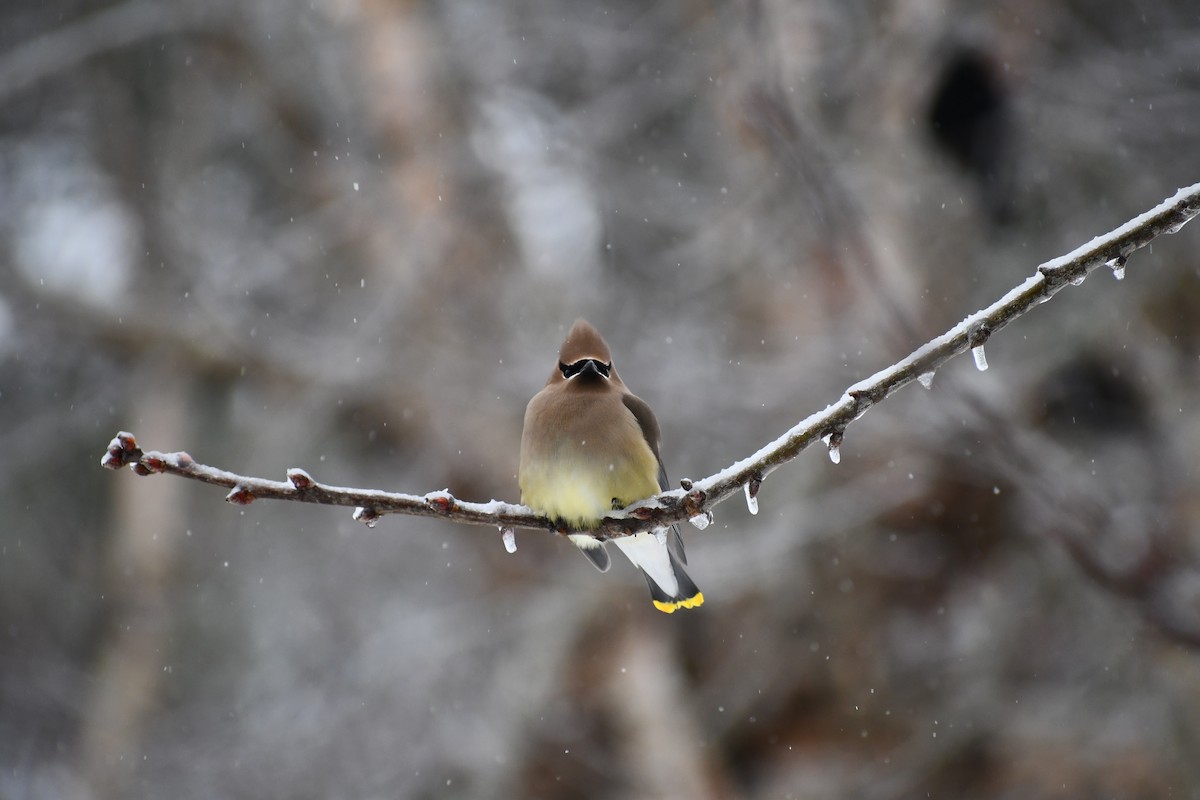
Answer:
[100,182,1200,543]
[0,1,217,103]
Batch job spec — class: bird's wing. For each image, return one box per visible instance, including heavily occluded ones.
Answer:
[622,392,686,564]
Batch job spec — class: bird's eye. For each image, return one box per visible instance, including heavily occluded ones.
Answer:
[596,361,612,378]
[560,361,580,378]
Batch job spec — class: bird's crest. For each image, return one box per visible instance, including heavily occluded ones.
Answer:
[558,319,612,364]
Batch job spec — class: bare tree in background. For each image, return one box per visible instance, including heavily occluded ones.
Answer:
[4,1,1200,799]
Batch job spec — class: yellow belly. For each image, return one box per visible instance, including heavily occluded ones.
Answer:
[523,443,662,525]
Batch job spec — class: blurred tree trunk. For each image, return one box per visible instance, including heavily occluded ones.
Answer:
[605,623,731,800]
[80,361,190,797]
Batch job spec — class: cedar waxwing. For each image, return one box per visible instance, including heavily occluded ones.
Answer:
[519,319,703,613]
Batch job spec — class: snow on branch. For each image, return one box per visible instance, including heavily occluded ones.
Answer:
[100,182,1200,544]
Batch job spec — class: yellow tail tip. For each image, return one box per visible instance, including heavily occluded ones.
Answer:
[653,592,705,614]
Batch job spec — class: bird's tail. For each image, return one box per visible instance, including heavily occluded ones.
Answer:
[568,533,612,572]
[612,531,704,613]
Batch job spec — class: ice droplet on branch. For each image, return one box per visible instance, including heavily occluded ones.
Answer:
[1108,255,1127,281]
[499,526,517,553]
[917,371,935,390]
[1164,217,1189,235]
[971,344,989,371]
[743,482,759,515]
[823,432,843,464]
[689,511,713,530]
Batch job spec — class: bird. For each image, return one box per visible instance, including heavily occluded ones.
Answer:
[519,319,703,613]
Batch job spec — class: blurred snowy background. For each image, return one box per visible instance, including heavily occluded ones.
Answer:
[4,1,1200,798]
